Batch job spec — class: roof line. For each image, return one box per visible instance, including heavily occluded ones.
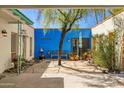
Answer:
[35,28,91,30]
[92,9,124,29]
[10,9,33,25]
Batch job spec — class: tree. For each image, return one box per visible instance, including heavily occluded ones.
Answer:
[39,8,107,66]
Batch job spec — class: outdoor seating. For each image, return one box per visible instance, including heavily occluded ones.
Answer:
[51,50,68,59]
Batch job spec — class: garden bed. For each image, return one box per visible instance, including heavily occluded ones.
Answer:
[3,59,37,75]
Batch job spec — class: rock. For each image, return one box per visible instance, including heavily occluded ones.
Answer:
[0,74,6,80]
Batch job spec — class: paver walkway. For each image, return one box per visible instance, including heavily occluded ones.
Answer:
[0,61,64,88]
[41,60,124,88]
[0,60,124,88]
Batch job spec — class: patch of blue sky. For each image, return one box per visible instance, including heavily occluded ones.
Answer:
[20,9,111,29]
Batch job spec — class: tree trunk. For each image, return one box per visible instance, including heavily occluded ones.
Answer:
[58,32,65,66]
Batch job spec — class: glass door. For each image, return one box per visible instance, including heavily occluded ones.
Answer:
[72,38,79,55]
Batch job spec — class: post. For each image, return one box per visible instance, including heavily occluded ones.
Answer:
[17,21,23,75]
[17,21,20,75]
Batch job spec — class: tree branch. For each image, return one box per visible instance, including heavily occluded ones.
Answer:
[57,9,66,18]
[58,17,66,24]
[66,9,81,31]
[57,9,71,26]
[94,10,99,24]
[65,9,72,21]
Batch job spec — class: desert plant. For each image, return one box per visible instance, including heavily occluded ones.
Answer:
[93,33,119,72]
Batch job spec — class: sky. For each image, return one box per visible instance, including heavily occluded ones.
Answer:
[20,9,110,29]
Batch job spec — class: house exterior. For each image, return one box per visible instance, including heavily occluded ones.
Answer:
[92,10,124,70]
[34,28,92,59]
[0,9,34,73]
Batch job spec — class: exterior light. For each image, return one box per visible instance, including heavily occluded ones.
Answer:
[1,29,7,37]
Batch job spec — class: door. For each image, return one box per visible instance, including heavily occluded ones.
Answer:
[71,38,90,57]
[30,37,32,57]
[23,36,27,59]
[72,38,79,55]
[82,38,90,53]
[11,32,18,60]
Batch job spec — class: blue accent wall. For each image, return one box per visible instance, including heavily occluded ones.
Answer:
[34,29,92,58]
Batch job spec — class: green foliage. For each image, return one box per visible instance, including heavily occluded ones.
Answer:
[38,8,123,65]
[93,33,118,72]
[38,9,108,33]
[41,9,88,30]
[109,8,124,15]
[93,49,105,67]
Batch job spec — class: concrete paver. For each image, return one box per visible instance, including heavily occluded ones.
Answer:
[41,60,124,88]
[0,73,64,88]
[0,60,124,88]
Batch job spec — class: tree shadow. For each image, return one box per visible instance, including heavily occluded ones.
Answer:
[24,60,51,75]
[85,82,106,88]
[61,65,124,87]
[61,65,102,74]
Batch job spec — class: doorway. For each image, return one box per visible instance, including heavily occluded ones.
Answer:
[11,32,18,60]
[23,36,27,59]
[71,38,90,57]
[72,38,79,55]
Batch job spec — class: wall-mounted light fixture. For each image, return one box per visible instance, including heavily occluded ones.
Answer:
[1,29,7,37]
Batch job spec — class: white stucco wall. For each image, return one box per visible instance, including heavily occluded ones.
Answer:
[23,24,34,60]
[92,11,124,36]
[91,11,124,70]
[0,17,12,73]
[0,9,34,73]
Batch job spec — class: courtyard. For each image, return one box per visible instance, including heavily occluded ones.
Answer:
[1,8,124,88]
[0,60,124,88]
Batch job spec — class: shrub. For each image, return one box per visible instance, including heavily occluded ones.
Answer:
[93,33,118,72]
